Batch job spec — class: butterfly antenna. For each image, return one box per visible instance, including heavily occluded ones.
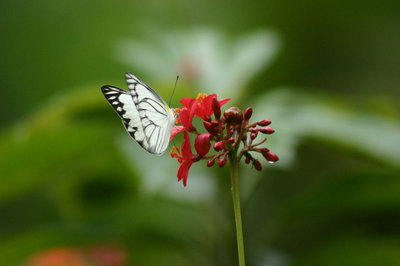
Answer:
[170,76,179,149]
[169,75,179,107]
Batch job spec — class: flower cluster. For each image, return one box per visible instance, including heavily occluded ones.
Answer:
[170,93,278,186]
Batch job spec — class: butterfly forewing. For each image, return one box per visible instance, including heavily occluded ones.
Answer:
[101,86,149,149]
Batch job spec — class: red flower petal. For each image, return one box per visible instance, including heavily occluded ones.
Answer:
[181,131,193,159]
[177,160,192,187]
[170,126,185,141]
[218,98,230,106]
[194,133,211,156]
[180,97,196,108]
[179,106,196,131]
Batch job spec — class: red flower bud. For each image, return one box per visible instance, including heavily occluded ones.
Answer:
[253,159,262,171]
[259,147,270,156]
[257,119,271,126]
[195,133,211,156]
[223,107,243,126]
[244,107,253,120]
[211,120,219,128]
[259,127,275,134]
[203,121,215,134]
[263,151,279,162]
[212,97,221,120]
[207,158,216,167]
[250,132,258,140]
[245,157,251,164]
[250,128,257,133]
[214,141,225,151]
[228,137,235,143]
[219,153,227,167]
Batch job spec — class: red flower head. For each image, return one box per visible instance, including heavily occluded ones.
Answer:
[171,93,278,187]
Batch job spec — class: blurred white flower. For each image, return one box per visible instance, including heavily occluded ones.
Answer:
[116,28,280,99]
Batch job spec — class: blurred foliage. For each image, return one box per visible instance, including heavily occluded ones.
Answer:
[1,0,400,265]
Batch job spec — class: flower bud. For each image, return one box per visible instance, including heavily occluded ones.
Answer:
[212,97,221,120]
[250,131,258,140]
[223,107,243,126]
[195,133,211,156]
[214,141,224,151]
[211,120,219,128]
[259,127,275,134]
[219,153,227,167]
[262,151,279,162]
[245,157,251,164]
[257,119,271,126]
[244,107,253,120]
[203,121,215,134]
[253,159,262,171]
[259,147,270,156]
[207,158,216,167]
[228,137,235,143]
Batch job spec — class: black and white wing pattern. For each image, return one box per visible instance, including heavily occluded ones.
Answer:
[101,73,175,155]
[124,72,176,154]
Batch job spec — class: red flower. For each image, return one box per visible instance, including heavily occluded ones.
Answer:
[171,94,230,141]
[170,106,196,140]
[181,93,230,121]
[171,132,211,186]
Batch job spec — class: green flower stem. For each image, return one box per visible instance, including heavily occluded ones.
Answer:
[229,152,245,266]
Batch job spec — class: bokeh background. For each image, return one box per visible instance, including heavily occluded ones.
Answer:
[1,0,400,265]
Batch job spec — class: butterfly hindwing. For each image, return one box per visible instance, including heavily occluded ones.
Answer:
[124,72,175,155]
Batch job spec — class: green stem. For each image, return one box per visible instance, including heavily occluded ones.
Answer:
[229,152,245,266]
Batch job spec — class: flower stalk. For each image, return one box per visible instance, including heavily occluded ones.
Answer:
[229,151,245,266]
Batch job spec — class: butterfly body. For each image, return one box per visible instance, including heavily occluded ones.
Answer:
[101,73,175,155]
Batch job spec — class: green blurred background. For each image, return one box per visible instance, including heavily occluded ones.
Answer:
[1,0,400,265]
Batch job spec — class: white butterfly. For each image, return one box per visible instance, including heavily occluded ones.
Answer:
[101,72,176,155]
